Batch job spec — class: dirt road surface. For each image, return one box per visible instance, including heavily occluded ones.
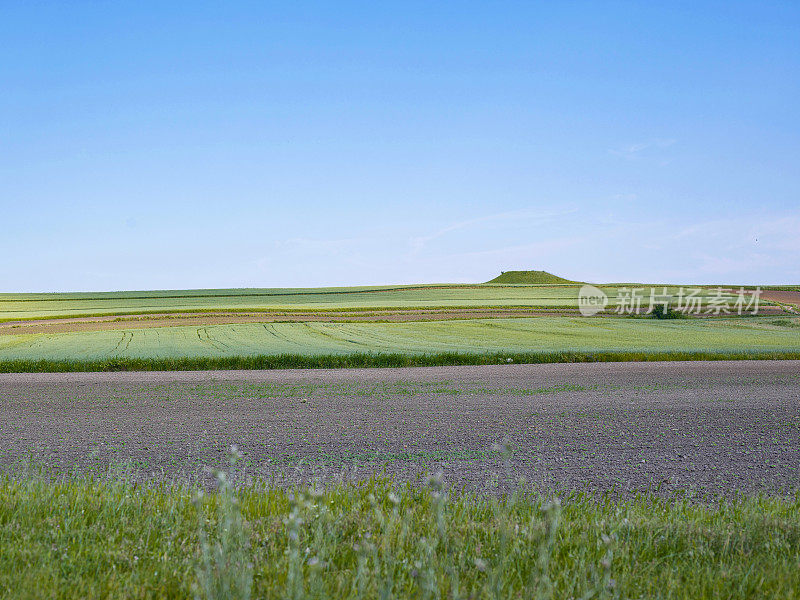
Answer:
[1,361,798,495]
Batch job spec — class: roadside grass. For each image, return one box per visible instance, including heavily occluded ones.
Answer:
[2,349,800,373]
[0,468,798,599]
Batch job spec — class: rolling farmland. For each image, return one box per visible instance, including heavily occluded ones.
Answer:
[2,286,799,598]
[6,3,800,597]
[0,285,592,320]
[0,283,798,368]
[2,283,790,321]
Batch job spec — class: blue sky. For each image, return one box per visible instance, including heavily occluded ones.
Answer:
[2,1,798,291]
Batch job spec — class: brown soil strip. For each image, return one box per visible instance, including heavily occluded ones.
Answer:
[760,290,800,308]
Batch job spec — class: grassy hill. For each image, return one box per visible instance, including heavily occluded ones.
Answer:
[486,270,576,284]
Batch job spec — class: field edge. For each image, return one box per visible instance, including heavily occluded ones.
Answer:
[2,349,800,373]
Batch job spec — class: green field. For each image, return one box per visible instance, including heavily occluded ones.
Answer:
[0,283,758,321]
[1,283,797,371]
[1,316,799,362]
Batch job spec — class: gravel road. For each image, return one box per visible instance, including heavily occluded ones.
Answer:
[1,361,798,495]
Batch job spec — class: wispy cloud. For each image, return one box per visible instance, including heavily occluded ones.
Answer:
[409,206,579,254]
[272,237,365,251]
[611,193,639,202]
[436,235,586,262]
[586,212,800,283]
[235,210,800,287]
[609,138,676,161]
[253,236,372,273]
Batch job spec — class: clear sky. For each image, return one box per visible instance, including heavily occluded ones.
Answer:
[2,1,798,291]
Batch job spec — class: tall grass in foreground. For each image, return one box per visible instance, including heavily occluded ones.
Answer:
[194,447,252,600]
[0,468,798,599]
[2,349,800,373]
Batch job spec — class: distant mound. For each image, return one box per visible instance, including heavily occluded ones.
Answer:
[486,270,575,284]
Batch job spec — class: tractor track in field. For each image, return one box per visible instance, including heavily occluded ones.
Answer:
[0,307,792,336]
[1,360,798,496]
[0,308,583,334]
[1,287,793,335]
